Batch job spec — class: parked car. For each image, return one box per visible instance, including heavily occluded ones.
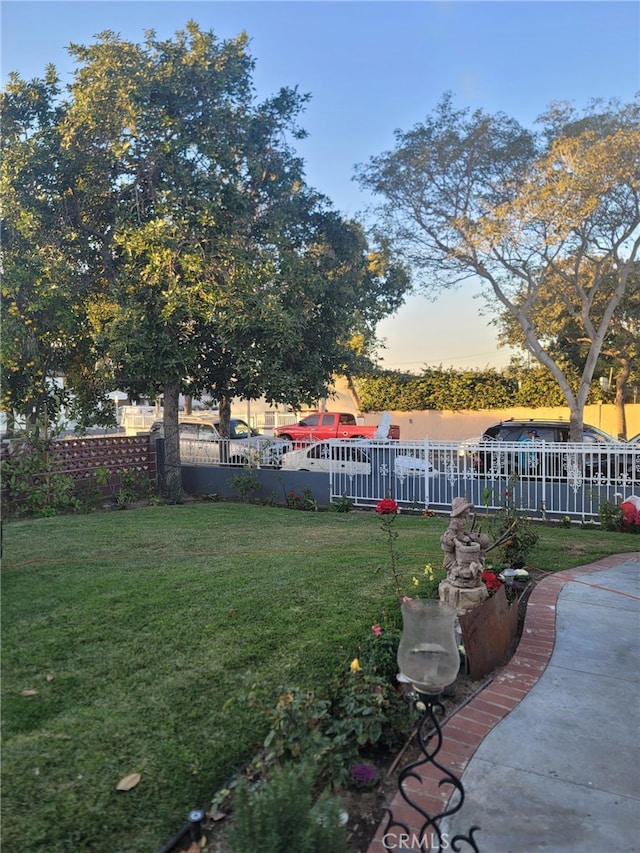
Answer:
[274,411,400,443]
[393,452,440,478]
[150,416,289,466]
[481,419,616,445]
[280,440,371,475]
[150,415,256,439]
[472,419,634,480]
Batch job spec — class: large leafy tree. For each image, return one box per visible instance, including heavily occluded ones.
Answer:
[497,262,640,438]
[356,94,640,439]
[1,23,408,493]
[1,70,113,434]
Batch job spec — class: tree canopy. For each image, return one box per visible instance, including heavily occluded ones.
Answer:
[356,94,640,438]
[1,22,408,491]
[496,261,640,438]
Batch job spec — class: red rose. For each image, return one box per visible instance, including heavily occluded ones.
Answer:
[376,498,398,515]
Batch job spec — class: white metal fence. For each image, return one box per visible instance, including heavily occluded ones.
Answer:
[324,438,640,522]
[119,406,158,434]
[175,434,639,522]
[178,435,291,468]
[249,411,299,434]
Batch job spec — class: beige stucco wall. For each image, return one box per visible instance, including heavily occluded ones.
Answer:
[359,404,640,441]
[232,377,640,441]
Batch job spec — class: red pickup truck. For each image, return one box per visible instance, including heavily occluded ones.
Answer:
[274,411,400,443]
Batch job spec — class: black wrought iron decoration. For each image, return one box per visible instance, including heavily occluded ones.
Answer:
[382,692,481,853]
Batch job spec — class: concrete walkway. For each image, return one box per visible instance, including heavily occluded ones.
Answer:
[368,552,640,853]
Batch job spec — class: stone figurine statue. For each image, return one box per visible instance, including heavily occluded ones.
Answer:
[439,497,489,613]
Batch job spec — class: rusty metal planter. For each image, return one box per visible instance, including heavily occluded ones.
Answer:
[459,586,520,681]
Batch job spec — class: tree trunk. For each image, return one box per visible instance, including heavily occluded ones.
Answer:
[568,406,585,442]
[183,394,193,415]
[162,381,183,501]
[218,395,232,464]
[614,358,630,440]
[514,330,586,441]
[218,396,231,436]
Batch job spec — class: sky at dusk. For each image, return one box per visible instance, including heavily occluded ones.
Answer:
[2,0,639,371]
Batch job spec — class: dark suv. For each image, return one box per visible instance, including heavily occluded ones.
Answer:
[473,419,633,479]
[482,419,615,445]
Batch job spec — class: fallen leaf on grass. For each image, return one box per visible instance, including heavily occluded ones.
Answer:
[116,773,141,791]
[20,689,38,697]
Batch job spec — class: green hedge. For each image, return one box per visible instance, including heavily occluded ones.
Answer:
[356,366,610,412]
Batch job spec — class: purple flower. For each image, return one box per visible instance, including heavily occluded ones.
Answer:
[351,763,379,787]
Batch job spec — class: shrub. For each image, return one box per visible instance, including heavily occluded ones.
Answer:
[285,487,318,511]
[359,620,401,684]
[226,764,348,853]
[328,668,407,760]
[95,465,158,509]
[491,486,539,568]
[408,562,447,599]
[1,438,80,517]
[330,495,354,513]
[263,689,334,769]
[601,495,640,534]
[239,644,409,792]
[229,468,264,503]
[355,365,605,412]
[75,475,105,513]
[599,496,624,532]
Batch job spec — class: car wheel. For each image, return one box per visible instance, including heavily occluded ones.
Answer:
[279,434,293,443]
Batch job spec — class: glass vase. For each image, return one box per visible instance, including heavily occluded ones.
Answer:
[397,599,460,695]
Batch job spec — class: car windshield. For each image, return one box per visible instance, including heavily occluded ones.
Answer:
[227,420,251,439]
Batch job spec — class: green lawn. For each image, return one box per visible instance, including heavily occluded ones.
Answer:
[2,503,637,852]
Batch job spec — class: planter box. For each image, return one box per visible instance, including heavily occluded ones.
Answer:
[459,586,519,681]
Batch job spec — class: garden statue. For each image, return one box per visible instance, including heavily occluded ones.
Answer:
[439,497,489,614]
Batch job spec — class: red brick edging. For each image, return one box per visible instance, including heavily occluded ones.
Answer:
[367,552,640,852]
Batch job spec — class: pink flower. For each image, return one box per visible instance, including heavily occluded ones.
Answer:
[401,596,414,603]
[371,624,382,636]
